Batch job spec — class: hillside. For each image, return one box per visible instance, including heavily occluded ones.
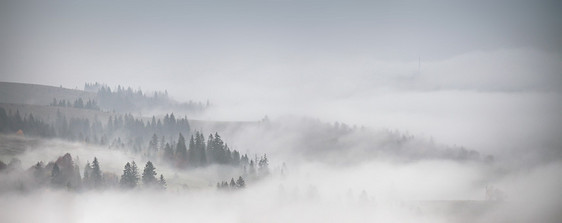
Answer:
[0,103,115,125]
[0,82,95,106]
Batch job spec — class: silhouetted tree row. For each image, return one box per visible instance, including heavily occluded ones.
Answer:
[164,131,257,169]
[16,110,191,151]
[242,154,270,178]
[120,160,166,190]
[0,108,54,137]
[93,84,208,113]
[0,109,269,172]
[0,153,166,192]
[50,98,100,110]
[217,176,245,190]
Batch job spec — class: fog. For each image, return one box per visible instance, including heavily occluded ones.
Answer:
[1,0,561,222]
[1,136,561,222]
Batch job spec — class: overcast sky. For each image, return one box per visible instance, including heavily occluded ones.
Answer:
[1,0,560,88]
[1,0,561,157]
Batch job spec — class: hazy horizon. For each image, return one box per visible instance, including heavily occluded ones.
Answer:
[0,0,561,222]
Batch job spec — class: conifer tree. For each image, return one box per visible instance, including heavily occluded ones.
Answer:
[51,163,61,186]
[142,161,157,187]
[91,157,103,188]
[164,143,174,161]
[159,174,167,190]
[206,134,215,163]
[236,176,245,188]
[149,133,159,152]
[159,136,166,151]
[249,160,256,176]
[175,133,187,167]
[232,150,241,166]
[131,161,139,186]
[258,154,270,176]
[188,135,197,166]
[120,162,134,188]
[214,133,225,164]
[83,161,92,187]
[196,132,206,166]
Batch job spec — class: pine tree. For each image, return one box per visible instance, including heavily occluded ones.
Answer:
[249,160,256,176]
[149,133,159,153]
[142,161,157,187]
[131,161,139,187]
[214,133,225,164]
[175,133,187,167]
[236,176,245,188]
[206,133,215,163]
[188,135,197,167]
[159,174,167,190]
[224,144,233,165]
[241,154,249,166]
[159,136,166,151]
[232,150,241,166]
[229,178,236,188]
[164,143,174,161]
[83,161,92,188]
[51,163,61,186]
[120,162,134,188]
[258,154,269,176]
[189,133,207,167]
[91,157,103,188]
[196,132,206,166]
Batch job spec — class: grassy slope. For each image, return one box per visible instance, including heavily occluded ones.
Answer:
[0,103,116,125]
[0,82,95,106]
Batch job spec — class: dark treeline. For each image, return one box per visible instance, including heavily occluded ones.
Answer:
[0,108,54,137]
[0,107,191,151]
[103,113,192,152]
[0,153,262,193]
[217,176,245,191]
[0,107,265,172]
[50,98,100,111]
[0,153,165,192]
[85,82,209,113]
[160,131,266,171]
[119,160,166,190]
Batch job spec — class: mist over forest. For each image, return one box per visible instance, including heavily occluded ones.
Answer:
[1,0,561,222]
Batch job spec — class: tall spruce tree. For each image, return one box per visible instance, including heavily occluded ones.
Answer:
[159,174,167,190]
[232,150,241,166]
[164,143,174,161]
[196,132,206,166]
[120,162,134,188]
[83,161,92,188]
[149,133,158,152]
[131,161,139,186]
[206,133,215,163]
[175,133,187,167]
[142,161,157,187]
[188,135,197,167]
[91,157,103,188]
